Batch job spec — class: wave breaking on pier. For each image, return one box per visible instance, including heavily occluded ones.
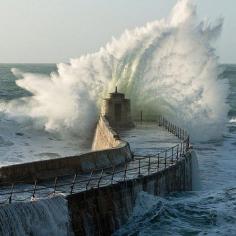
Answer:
[1,0,229,141]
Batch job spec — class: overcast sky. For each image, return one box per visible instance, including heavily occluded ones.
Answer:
[0,0,235,63]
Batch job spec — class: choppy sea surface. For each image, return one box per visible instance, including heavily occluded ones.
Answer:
[114,64,236,236]
[0,64,236,235]
[0,64,89,166]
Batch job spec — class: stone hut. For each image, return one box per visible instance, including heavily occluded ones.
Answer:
[101,87,134,128]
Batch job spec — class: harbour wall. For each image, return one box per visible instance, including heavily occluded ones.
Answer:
[0,115,194,236]
[92,115,121,150]
[0,116,132,183]
[67,151,194,236]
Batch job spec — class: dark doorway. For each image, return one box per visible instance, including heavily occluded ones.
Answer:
[114,103,122,122]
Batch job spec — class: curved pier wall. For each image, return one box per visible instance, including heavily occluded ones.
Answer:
[67,151,193,236]
[92,116,121,150]
[0,116,132,183]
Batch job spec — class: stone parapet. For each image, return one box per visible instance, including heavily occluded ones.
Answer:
[0,116,132,183]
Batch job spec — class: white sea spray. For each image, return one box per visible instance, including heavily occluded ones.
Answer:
[0,0,229,141]
[0,196,73,236]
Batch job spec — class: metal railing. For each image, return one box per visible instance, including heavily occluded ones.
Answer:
[0,116,190,205]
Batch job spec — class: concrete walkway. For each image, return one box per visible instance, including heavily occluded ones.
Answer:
[119,122,181,156]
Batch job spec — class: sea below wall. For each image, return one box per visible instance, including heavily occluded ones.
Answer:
[67,151,193,236]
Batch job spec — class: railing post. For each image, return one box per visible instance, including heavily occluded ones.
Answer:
[165,151,167,168]
[32,179,37,199]
[176,145,179,160]
[9,183,14,204]
[70,173,78,194]
[148,156,151,175]
[157,153,160,170]
[140,111,143,123]
[97,169,104,188]
[111,166,115,184]
[180,142,183,156]
[124,164,128,181]
[184,140,187,154]
[171,147,174,164]
[86,170,94,190]
[53,177,58,195]
[186,136,190,151]
[138,159,141,176]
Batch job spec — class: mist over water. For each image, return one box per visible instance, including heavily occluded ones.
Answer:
[0,0,229,141]
[0,1,235,235]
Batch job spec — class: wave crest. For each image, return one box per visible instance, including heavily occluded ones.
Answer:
[1,0,229,141]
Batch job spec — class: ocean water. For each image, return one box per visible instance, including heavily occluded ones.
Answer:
[0,196,73,236]
[0,64,90,166]
[114,64,236,236]
[0,63,235,235]
[0,0,234,235]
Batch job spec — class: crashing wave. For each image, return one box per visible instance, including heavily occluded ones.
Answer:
[0,0,229,141]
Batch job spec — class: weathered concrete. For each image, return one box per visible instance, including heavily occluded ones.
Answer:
[0,116,132,183]
[67,151,193,236]
[92,116,121,150]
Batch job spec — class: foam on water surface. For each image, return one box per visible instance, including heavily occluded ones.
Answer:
[0,196,73,236]
[0,0,229,142]
[0,116,89,166]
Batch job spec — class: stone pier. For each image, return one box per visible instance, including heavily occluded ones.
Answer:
[67,151,193,235]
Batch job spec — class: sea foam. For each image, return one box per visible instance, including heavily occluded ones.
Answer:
[0,197,73,236]
[1,0,229,141]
